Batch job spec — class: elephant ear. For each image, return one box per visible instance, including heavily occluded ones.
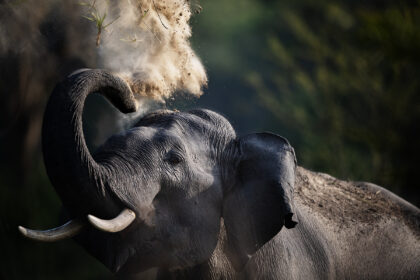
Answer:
[223,132,298,270]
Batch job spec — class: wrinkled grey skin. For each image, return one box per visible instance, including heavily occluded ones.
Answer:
[42,69,419,279]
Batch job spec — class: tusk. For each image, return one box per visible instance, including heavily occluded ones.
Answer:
[18,219,84,242]
[87,208,136,233]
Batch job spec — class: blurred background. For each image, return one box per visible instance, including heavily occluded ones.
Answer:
[0,0,419,279]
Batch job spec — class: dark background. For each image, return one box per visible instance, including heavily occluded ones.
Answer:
[0,0,419,279]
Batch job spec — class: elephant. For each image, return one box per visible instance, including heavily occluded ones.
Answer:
[19,69,420,279]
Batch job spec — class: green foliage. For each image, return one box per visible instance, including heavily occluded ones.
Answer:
[80,0,119,46]
[247,1,420,201]
[191,0,266,73]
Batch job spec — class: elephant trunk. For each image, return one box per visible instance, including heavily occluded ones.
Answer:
[42,69,138,217]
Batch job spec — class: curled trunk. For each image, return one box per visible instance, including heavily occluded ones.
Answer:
[42,69,137,217]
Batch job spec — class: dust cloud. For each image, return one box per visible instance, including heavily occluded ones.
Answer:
[0,0,206,139]
[0,0,207,103]
[87,0,207,102]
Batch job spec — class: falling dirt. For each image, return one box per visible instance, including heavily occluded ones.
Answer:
[295,167,420,237]
[87,0,208,102]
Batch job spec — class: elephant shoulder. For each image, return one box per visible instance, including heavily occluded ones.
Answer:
[294,167,420,236]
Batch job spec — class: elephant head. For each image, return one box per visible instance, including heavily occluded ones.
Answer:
[19,69,297,274]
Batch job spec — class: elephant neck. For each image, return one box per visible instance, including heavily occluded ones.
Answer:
[206,218,237,277]
[160,219,236,279]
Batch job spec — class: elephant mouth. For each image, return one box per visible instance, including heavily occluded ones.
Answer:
[18,208,136,242]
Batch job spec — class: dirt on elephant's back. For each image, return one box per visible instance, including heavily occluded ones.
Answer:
[294,167,420,237]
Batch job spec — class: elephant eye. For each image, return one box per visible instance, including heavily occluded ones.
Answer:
[166,151,183,165]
